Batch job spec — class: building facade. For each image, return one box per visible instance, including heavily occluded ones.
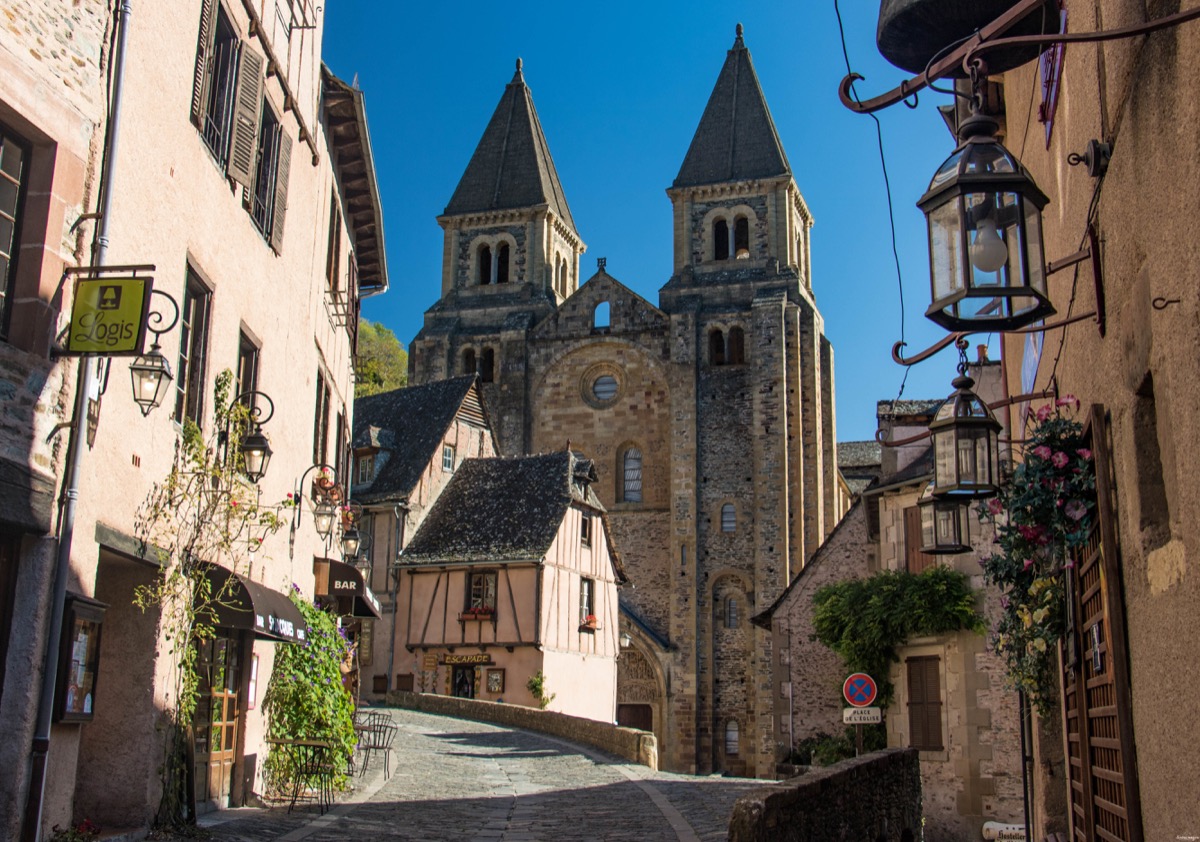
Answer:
[0,1,386,836]
[408,28,841,777]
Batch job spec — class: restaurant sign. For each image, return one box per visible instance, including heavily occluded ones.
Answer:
[64,276,154,355]
[443,653,492,666]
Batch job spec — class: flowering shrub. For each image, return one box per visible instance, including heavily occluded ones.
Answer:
[979,398,1095,710]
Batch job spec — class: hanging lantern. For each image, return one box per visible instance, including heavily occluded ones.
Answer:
[340,525,361,559]
[918,111,1053,332]
[918,482,974,554]
[239,426,273,484]
[929,367,1002,499]
[313,503,336,540]
[129,344,174,416]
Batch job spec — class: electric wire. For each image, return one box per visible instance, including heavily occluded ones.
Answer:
[833,0,910,401]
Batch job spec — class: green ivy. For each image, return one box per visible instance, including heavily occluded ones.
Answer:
[262,596,357,795]
[812,566,985,705]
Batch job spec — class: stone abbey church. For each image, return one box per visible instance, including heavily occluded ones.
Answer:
[409,28,842,777]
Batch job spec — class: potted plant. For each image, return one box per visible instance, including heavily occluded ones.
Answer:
[580,613,598,630]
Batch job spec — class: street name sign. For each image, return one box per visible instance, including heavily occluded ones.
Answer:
[842,672,878,707]
[65,276,153,355]
[843,706,882,725]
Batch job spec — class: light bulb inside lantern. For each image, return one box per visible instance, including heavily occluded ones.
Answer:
[970,218,1008,273]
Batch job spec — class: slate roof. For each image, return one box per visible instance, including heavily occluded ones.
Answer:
[351,376,480,503]
[673,26,791,188]
[872,444,935,491]
[401,451,627,582]
[444,61,576,228]
[837,441,882,469]
[877,398,944,418]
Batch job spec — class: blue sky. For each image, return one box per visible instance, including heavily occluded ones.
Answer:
[322,2,979,443]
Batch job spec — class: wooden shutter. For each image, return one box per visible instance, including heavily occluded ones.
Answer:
[269,130,292,253]
[907,656,943,751]
[190,0,217,127]
[1060,405,1143,841]
[226,45,263,186]
[904,506,935,574]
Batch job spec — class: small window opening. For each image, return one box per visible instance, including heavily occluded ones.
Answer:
[496,243,510,283]
[721,503,736,532]
[725,720,739,755]
[580,577,595,623]
[481,348,495,383]
[734,216,750,258]
[709,329,726,366]
[462,348,477,375]
[580,513,592,547]
[592,374,618,402]
[622,447,643,503]
[727,327,745,364]
[725,596,738,628]
[1134,374,1171,550]
[594,301,610,329]
[442,444,455,472]
[714,219,730,260]
[478,244,492,284]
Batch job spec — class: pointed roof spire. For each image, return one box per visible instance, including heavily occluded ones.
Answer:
[444,60,576,228]
[673,25,791,188]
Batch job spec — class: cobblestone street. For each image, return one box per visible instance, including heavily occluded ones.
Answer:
[199,708,764,841]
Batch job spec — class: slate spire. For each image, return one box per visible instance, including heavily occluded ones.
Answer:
[673,24,792,188]
[444,59,576,228]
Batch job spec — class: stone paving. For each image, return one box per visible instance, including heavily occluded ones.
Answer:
[196,707,765,841]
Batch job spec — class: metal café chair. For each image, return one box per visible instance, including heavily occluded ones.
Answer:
[357,721,398,780]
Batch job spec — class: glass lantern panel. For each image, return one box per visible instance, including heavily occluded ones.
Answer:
[957,434,980,484]
[964,192,1016,288]
[934,428,956,489]
[928,199,963,301]
[977,433,994,486]
[929,149,965,191]
[935,506,958,544]
[920,499,936,548]
[1024,197,1046,295]
[964,141,1017,175]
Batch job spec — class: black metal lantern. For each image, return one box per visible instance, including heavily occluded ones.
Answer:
[313,503,336,540]
[340,525,361,559]
[918,482,974,554]
[239,427,272,484]
[930,367,1002,499]
[129,344,173,416]
[918,111,1053,332]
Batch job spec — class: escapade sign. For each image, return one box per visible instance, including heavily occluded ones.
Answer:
[64,276,153,355]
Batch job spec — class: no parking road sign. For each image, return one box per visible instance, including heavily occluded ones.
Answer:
[843,673,878,707]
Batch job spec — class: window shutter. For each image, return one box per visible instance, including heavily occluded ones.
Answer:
[190,0,217,127]
[907,656,943,751]
[269,130,292,253]
[904,506,935,574]
[227,45,264,186]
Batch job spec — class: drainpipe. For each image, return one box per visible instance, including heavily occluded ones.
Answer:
[385,499,408,693]
[21,3,133,840]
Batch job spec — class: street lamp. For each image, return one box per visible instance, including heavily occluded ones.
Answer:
[289,464,342,557]
[619,631,633,649]
[313,502,336,540]
[239,425,273,484]
[918,482,975,555]
[128,288,179,415]
[340,524,361,559]
[220,390,275,484]
[929,345,1002,500]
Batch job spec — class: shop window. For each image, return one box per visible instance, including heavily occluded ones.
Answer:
[0,125,30,341]
[467,571,497,611]
[721,503,736,533]
[175,271,212,426]
[55,595,107,722]
[621,447,643,503]
[725,720,739,755]
[906,655,943,751]
[713,218,729,260]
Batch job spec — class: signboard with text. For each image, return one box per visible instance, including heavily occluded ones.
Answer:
[443,653,492,666]
[843,706,882,725]
[64,276,153,355]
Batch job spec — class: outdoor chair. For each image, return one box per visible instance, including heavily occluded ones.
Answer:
[357,721,398,780]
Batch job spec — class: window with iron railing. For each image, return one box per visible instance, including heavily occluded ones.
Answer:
[250,101,282,238]
[199,7,240,167]
[175,271,212,426]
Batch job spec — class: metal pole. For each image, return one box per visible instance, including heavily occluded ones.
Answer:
[21,3,132,839]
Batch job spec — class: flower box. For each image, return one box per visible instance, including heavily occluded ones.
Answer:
[579,615,598,631]
[459,608,495,621]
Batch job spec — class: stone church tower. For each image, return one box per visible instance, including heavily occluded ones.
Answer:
[410,27,838,778]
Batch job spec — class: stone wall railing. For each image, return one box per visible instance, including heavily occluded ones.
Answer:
[384,691,658,770]
[728,748,921,842]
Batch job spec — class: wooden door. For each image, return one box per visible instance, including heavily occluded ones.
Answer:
[1060,406,1142,841]
[194,630,243,812]
[617,704,653,732]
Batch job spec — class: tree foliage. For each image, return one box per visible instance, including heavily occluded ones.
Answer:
[812,566,985,706]
[355,319,407,397]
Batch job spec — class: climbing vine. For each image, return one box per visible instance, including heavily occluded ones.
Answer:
[812,566,985,706]
[133,370,291,828]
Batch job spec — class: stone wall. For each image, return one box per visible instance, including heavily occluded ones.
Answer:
[386,690,658,770]
[727,748,922,842]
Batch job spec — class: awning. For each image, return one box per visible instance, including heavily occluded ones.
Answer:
[200,563,307,644]
[315,558,382,620]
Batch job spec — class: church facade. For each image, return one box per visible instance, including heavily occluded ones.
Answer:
[408,28,843,777]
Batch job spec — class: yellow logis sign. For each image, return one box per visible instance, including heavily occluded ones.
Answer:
[65,276,152,355]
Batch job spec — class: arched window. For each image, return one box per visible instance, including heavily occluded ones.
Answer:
[557,258,567,296]
[477,244,492,284]
[725,596,738,628]
[725,720,739,756]
[622,447,643,503]
[727,327,745,365]
[733,216,750,258]
[481,348,495,383]
[462,348,477,375]
[713,219,730,260]
[496,243,510,283]
[709,329,726,366]
[594,301,610,329]
[721,503,736,532]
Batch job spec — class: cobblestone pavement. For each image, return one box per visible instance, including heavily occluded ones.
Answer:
[197,707,765,842]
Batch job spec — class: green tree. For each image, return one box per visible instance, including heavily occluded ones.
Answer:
[355,319,408,397]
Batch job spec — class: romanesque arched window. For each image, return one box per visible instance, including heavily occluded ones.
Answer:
[725,720,739,756]
[594,301,610,329]
[621,447,643,503]
[721,503,736,532]
[557,258,567,296]
[477,244,492,284]
[496,243,510,283]
[481,347,495,383]
[725,596,738,628]
[727,327,745,365]
[734,216,750,258]
[714,218,730,260]
[462,348,477,375]
[709,329,726,366]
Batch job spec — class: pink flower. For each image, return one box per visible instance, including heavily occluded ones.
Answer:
[1051,451,1069,468]
[986,497,1004,515]
[1036,404,1054,422]
[230,500,238,508]
[1064,500,1086,521]
[1055,394,1080,409]
[1062,558,1075,570]
[1018,525,1049,545]
[287,492,293,499]
[1022,558,1034,571]
[1076,448,1092,460]
[1032,445,1052,460]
